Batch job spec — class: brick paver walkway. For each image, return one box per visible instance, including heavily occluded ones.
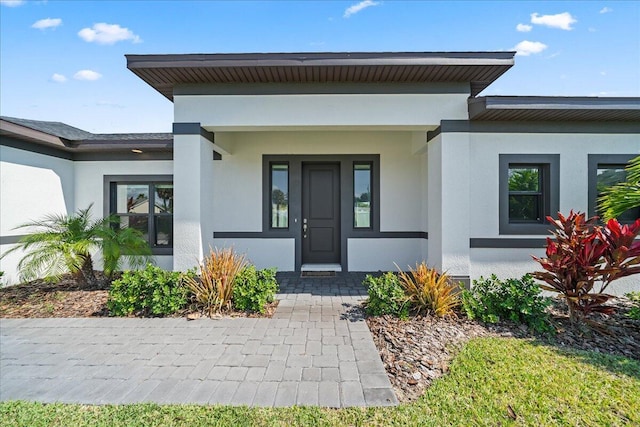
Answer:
[0,273,397,407]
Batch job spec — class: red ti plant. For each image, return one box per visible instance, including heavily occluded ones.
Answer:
[532,211,640,323]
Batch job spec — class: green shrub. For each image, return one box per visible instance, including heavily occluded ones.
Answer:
[364,272,409,318]
[627,292,640,320]
[107,264,192,316]
[462,274,552,333]
[232,266,279,313]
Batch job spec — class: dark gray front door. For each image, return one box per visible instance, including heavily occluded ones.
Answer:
[302,163,341,264]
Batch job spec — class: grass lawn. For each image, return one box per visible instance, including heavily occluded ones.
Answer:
[1,337,638,427]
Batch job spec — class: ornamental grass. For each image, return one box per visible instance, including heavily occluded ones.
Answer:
[396,262,460,317]
[185,247,246,316]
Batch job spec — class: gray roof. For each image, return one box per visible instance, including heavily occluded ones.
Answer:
[89,133,173,141]
[126,51,516,100]
[1,116,171,143]
[1,116,93,140]
[469,96,640,121]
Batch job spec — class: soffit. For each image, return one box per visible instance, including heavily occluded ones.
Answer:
[469,96,640,121]
[126,51,516,100]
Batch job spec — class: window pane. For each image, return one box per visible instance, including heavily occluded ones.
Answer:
[354,163,372,228]
[271,164,288,228]
[597,167,626,193]
[508,167,539,192]
[509,195,540,222]
[154,215,172,246]
[116,184,149,214]
[597,166,638,222]
[119,216,149,241]
[154,184,173,214]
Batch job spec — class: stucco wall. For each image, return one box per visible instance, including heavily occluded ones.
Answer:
[212,131,426,234]
[174,93,469,130]
[206,130,428,271]
[74,159,174,271]
[465,131,639,295]
[0,145,75,285]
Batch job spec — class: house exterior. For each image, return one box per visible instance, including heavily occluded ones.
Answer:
[1,52,639,292]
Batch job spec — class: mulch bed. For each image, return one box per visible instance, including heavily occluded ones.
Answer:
[0,273,277,319]
[366,297,640,402]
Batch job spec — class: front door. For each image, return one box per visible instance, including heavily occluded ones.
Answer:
[302,163,341,264]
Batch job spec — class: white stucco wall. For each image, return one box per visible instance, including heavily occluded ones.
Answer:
[204,130,428,271]
[0,145,75,285]
[212,131,426,234]
[212,238,295,271]
[468,132,639,237]
[348,238,427,272]
[465,131,639,295]
[71,159,174,272]
[175,93,468,130]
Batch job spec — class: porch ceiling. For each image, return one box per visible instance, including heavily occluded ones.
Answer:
[469,96,640,121]
[126,51,515,101]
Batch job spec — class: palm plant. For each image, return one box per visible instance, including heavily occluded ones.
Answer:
[598,155,640,221]
[1,205,151,287]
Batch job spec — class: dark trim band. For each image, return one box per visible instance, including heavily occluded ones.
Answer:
[470,238,547,248]
[2,136,173,161]
[174,82,470,96]
[214,231,428,240]
[0,235,26,245]
[172,122,214,143]
[433,120,640,136]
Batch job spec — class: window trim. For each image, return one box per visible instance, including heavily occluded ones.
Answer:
[353,161,373,229]
[103,175,173,255]
[588,154,639,223]
[499,154,559,235]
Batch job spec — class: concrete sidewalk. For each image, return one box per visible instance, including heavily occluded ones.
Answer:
[0,273,397,407]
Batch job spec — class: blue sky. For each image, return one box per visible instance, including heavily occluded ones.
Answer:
[1,0,638,133]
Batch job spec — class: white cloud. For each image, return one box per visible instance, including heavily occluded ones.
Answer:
[78,23,141,45]
[600,71,606,76]
[530,12,577,30]
[513,40,548,56]
[74,69,102,81]
[343,0,380,18]
[516,23,532,32]
[0,0,25,7]
[600,7,612,14]
[51,73,67,83]
[32,18,62,30]
[588,27,597,32]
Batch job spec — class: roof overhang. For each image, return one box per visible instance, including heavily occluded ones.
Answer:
[469,96,640,121]
[126,51,516,101]
[1,118,173,158]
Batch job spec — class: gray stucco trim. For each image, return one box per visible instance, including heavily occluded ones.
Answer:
[587,154,638,219]
[172,122,214,143]
[74,152,173,161]
[174,82,471,96]
[214,231,428,239]
[470,238,547,248]
[0,235,26,245]
[261,154,382,271]
[499,154,560,235]
[1,136,172,161]
[438,120,640,134]
[103,175,174,256]
[1,136,73,160]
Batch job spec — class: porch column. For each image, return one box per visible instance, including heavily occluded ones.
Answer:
[172,123,216,271]
[427,131,471,287]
